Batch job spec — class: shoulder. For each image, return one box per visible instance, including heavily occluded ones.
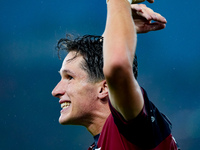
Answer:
[108,87,174,148]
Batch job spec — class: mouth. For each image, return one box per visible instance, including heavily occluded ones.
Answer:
[59,100,71,112]
[61,101,71,109]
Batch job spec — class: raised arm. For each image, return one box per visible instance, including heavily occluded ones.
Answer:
[103,0,143,121]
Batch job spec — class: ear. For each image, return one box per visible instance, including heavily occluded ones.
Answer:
[98,80,109,99]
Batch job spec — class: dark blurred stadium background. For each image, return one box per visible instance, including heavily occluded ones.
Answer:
[1,0,200,149]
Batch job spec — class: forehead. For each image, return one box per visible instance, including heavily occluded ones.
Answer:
[64,51,80,62]
[60,51,85,74]
[61,51,80,66]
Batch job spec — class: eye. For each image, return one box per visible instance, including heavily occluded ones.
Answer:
[67,75,73,80]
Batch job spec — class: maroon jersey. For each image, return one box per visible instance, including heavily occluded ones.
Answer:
[89,88,179,150]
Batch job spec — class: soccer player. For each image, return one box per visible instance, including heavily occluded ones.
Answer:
[52,0,180,149]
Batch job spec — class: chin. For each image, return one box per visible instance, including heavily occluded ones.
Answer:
[59,115,69,125]
[59,120,66,125]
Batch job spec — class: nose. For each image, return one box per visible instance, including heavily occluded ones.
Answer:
[52,80,65,98]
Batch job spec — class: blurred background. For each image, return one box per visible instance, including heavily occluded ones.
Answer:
[0,0,199,149]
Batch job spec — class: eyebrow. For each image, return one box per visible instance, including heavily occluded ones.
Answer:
[58,69,75,76]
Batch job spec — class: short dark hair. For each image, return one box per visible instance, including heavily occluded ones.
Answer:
[56,34,138,82]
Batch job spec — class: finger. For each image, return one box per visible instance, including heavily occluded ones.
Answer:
[138,22,166,33]
[150,12,167,23]
[148,22,166,31]
[131,4,143,13]
[136,10,150,20]
[141,6,167,23]
[155,13,167,23]
[137,4,154,20]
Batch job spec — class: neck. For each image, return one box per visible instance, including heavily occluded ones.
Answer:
[87,111,110,136]
[83,99,110,136]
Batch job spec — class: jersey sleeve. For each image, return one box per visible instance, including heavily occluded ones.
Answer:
[109,87,173,149]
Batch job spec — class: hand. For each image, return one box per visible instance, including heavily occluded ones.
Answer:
[131,4,167,33]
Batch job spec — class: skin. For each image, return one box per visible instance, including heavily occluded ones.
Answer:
[103,0,143,121]
[132,4,167,33]
[102,4,167,36]
[52,2,167,136]
[52,51,110,135]
[103,1,165,121]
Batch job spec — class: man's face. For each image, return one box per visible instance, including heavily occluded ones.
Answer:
[52,51,100,125]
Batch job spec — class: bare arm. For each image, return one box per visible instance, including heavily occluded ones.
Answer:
[103,0,143,121]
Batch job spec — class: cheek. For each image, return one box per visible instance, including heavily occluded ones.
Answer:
[65,81,76,96]
[67,81,97,102]
[81,84,97,98]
